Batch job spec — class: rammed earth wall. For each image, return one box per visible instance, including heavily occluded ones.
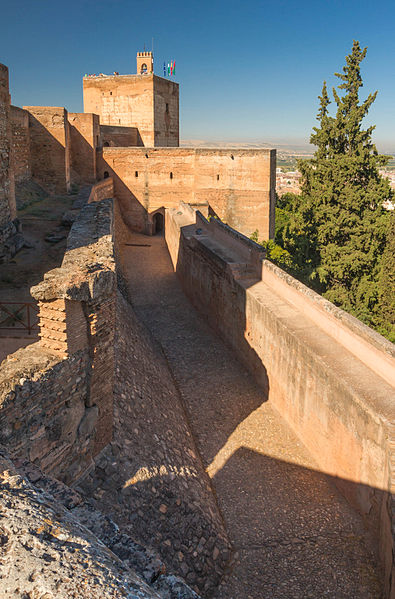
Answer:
[165,203,395,599]
[0,189,116,483]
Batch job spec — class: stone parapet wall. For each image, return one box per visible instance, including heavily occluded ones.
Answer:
[0,198,116,482]
[165,203,395,598]
[98,146,275,238]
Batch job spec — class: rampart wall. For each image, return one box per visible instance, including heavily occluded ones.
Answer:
[165,203,395,598]
[24,106,71,194]
[68,112,99,184]
[98,147,275,237]
[0,192,116,482]
[10,105,30,184]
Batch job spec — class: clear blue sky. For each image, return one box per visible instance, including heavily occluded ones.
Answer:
[1,0,394,151]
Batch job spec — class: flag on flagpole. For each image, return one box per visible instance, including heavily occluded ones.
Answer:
[163,62,166,77]
[173,61,176,76]
[170,61,173,76]
[168,63,170,76]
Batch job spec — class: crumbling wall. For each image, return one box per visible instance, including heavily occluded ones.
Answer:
[98,147,275,238]
[0,196,116,483]
[165,204,395,598]
[24,106,71,194]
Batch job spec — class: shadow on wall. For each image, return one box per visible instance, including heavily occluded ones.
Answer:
[166,208,394,599]
[68,124,96,185]
[27,114,70,195]
[98,152,166,236]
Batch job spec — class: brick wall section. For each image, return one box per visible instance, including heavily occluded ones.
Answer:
[10,105,31,184]
[98,147,275,237]
[68,112,99,184]
[0,198,116,483]
[24,106,71,194]
[165,203,395,598]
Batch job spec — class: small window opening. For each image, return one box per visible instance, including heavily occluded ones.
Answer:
[145,153,149,159]
[103,171,109,179]
[110,91,112,95]
[135,171,138,178]
[165,103,169,113]
[230,154,234,160]
[217,174,220,181]
[103,141,110,147]
[170,172,173,179]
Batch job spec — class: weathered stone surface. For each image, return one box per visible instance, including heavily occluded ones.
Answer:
[0,448,165,599]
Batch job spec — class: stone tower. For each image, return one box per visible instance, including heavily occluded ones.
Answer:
[136,51,153,75]
[83,51,179,147]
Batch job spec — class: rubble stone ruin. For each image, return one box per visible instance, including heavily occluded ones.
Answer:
[0,52,394,599]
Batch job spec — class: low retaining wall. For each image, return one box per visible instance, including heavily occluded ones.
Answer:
[88,176,114,203]
[165,203,395,598]
[0,198,116,483]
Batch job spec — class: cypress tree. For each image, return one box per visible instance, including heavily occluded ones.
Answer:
[281,41,393,330]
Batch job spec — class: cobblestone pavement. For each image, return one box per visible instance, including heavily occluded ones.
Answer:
[121,232,382,599]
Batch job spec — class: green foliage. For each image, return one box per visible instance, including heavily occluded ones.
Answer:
[250,231,294,270]
[274,41,394,340]
[375,213,395,341]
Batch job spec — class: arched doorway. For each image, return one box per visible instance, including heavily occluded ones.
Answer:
[153,212,164,235]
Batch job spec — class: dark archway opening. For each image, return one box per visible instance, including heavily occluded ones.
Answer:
[153,212,164,235]
[103,141,110,147]
[103,171,109,179]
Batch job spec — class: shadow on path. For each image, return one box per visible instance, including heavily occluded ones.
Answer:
[121,231,381,599]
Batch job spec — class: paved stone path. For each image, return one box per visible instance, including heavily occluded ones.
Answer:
[121,232,381,599]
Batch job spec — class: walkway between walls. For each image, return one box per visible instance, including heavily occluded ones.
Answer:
[121,232,381,599]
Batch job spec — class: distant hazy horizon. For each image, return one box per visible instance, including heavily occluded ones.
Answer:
[180,138,395,156]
